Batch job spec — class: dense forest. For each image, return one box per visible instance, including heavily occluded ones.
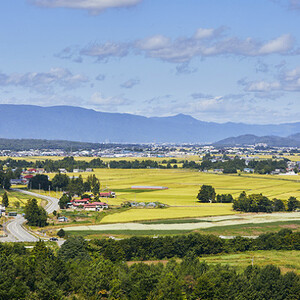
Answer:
[0,230,299,299]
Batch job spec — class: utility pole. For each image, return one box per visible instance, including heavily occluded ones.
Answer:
[49,185,51,197]
[39,183,41,194]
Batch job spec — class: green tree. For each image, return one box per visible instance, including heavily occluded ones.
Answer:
[57,229,65,238]
[66,175,84,196]
[153,272,183,300]
[287,197,299,211]
[28,174,51,191]
[3,176,11,190]
[197,185,216,203]
[273,199,285,211]
[51,173,69,190]
[2,191,9,207]
[24,198,48,227]
[58,193,71,209]
[87,174,100,195]
[57,236,90,261]
[31,240,52,259]
[91,181,100,195]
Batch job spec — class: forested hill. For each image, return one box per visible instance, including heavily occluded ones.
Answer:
[0,138,133,151]
[1,104,300,143]
[214,134,300,147]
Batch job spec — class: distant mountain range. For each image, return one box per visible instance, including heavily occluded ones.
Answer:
[1,104,300,144]
[214,133,300,147]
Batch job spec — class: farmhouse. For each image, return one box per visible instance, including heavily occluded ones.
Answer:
[99,191,115,198]
[10,178,28,185]
[70,199,89,208]
[83,202,108,211]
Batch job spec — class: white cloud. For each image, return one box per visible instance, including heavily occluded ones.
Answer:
[29,0,142,14]
[259,34,294,54]
[242,66,300,92]
[245,81,281,92]
[120,78,140,88]
[60,28,297,64]
[0,68,88,93]
[193,27,224,39]
[136,35,171,50]
[80,42,129,61]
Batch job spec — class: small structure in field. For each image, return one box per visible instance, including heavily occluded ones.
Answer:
[131,186,168,190]
[99,191,116,198]
[58,216,68,222]
[83,202,108,211]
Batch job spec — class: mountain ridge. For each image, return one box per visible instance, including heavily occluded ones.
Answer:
[214,134,300,147]
[1,104,300,143]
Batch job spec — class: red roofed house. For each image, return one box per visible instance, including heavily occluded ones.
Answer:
[70,198,89,208]
[99,191,115,198]
[84,202,108,211]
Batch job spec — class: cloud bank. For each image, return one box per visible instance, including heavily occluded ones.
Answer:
[60,28,297,64]
[29,0,142,14]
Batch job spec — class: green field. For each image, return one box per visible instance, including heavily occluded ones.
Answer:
[52,168,300,222]
[202,250,300,274]
[100,205,235,223]
[0,189,46,209]
[57,169,300,207]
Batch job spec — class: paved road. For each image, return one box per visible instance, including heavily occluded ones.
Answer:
[13,189,59,214]
[0,189,59,242]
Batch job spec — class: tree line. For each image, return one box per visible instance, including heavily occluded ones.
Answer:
[28,173,100,197]
[0,156,290,174]
[197,185,300,212]
[183,156,289,174]
[0,231,299,299]
[89,230,300,261]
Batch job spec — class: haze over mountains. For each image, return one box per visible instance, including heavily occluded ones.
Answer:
[1,104,300,144]
[214,134,300,147]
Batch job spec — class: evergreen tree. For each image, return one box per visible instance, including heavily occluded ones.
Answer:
[57,229,65,238]
[287,197,299,211]
[24,199,48,227]
[2,191,9,207]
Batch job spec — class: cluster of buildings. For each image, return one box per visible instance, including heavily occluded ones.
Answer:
[65,191,115,211]
[67,199,109,211]
[10,168,46,185]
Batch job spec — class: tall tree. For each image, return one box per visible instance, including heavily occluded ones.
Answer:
[28,174,51,191]
[2,191,9,207]
[197,185,216,203]
[52,173,69,190]
[24,199,48,227]
[287,197,299,211]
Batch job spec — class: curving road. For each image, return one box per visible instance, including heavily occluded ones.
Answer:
[0,189,59,242]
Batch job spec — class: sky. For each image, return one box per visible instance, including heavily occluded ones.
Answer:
[1,0,300,124]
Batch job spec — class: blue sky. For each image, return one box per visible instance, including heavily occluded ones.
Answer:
[1,0,300,124]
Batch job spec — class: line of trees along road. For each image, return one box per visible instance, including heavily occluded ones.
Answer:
[0,231,299,299]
